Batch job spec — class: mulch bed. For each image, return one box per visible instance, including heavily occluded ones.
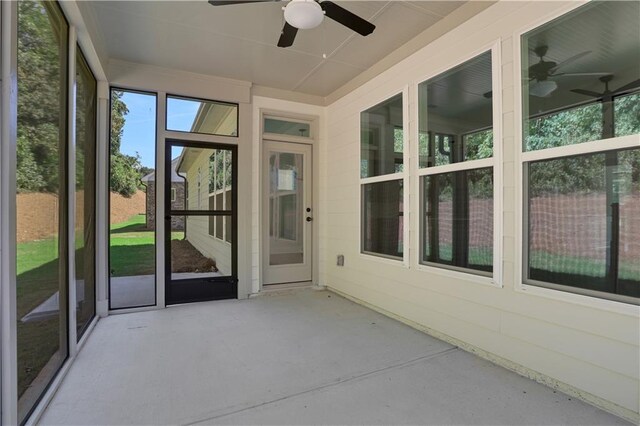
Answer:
[171,239,218,273]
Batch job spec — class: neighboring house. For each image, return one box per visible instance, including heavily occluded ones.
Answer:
[141,157,186,230]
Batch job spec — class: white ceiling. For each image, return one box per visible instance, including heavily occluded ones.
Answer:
[85,1,466,97]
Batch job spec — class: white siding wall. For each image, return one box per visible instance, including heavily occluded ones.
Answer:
[323,1,639,421]
[184,151,232,276]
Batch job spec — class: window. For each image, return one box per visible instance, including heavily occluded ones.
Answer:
[166,95,238,137]
[207,149,233,242]
[521,1,640,303]
[109,89,157,310]
[16,1,69,421]
[264,117,311,138]
[360,93,405,259]
[418,50,496,276]
[75,45,97,340]
[171,187,177,202]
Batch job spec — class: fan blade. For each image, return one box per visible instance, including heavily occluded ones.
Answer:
[277,22,298,48]
[571,89,603,98]
[549,50,591,73]
[320,1,375,36]
[614,79,640,94]
[552,72,611,78]
[208,0,279,5]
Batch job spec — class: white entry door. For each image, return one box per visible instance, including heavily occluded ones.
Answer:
[262,141,312,285]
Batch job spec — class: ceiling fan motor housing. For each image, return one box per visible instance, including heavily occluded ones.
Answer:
[284,0,324,29]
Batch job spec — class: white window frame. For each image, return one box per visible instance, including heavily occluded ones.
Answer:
[513,2,640,312]
[358,86,410,267]
[412,41,503,288]
[170,187,176,203]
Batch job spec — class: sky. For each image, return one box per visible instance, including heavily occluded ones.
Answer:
[119,92,200,168]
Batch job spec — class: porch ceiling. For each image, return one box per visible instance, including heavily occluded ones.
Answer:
[83,1,467,97]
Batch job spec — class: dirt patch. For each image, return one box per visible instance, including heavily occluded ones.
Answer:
[17,193,60,243]
[172,239,218,273]
[17,190,146,243]
[110,190,146,224]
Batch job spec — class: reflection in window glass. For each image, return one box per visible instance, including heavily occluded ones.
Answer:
[522,1,640,151]
[361,94,403,178]
[109,90,157,309]
[421,168,493,274]
[614,93,640,137]
[17,1,69,421]
[264,118,311,138]
[418,51,493,168]
[527,148,639,299]
[75,46,97,340]
[362,180,403,259]
[167,95,238,137]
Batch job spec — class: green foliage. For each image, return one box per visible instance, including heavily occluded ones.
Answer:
[16,1,64,194]
[464,129,493,161]
[109,90,150,197]
[110,153,143,198]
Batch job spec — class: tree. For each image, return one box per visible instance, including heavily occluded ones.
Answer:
[109,90,149,197]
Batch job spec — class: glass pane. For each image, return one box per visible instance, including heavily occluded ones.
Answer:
[172,146,233,212]
[167,95,238,137]
[421,168,493,274]
[109,90,157,309]
[75,46,97,339]
[521,1,640,151]
[527,148,639,299]
[614,93,640,137]
[17,1,69,421]
[418,51,493,168]
[361,94,403,178]
[264,118,311,138]
[362,180,403,259]
[171,215,232,279]
[269,152,304,265]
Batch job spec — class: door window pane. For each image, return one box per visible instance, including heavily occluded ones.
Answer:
[421,168,493,274]
[269,152,304,265]
[167,95,238,137]
[527,148,639,299]
[362,180,403,259]
[361,94,403,178]
[17,1,69,421]
[521,1,640,151]
[75,46,97,339]
[109,90,157,309]
[418,51,493,168]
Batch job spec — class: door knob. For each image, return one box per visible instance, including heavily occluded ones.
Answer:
[306,217,313,222]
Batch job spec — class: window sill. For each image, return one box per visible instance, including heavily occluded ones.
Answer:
[415,263,501,288]
[517,282,640,316]
[359,252,408,268]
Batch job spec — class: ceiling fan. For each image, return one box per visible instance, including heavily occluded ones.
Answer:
[527,45,610,97]
[208,0,376,48]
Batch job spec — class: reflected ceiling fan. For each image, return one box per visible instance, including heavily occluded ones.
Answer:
[526,45,610,97]
[571,74,640,99]
[208,0,375,48]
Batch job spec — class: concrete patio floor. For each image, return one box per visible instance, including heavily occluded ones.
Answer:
[39,288,629,425]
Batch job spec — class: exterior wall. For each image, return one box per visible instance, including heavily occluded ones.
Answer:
[144,181,184,230]
[323,1,639,422]
[183,151,232,276]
